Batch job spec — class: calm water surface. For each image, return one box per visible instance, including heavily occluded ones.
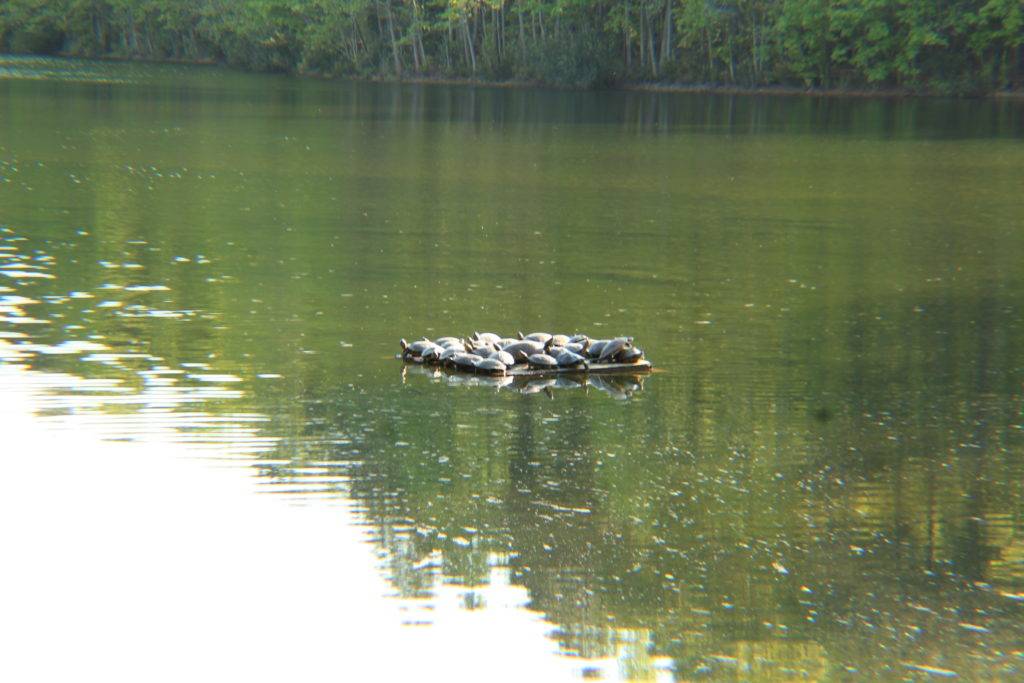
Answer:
[2,56,1024,680]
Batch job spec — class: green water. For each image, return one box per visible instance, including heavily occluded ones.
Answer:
[2,56,1024,680]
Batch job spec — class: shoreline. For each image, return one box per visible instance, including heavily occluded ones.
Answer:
[11,52,1024,100]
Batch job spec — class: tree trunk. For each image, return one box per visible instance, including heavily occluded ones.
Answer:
[660,0,672,70]
[639,6,645,68]
[384,1,402,75]
[624,0,632,70]
[518,8,526,61]
[463,17,477,73]
[647,12,658,77]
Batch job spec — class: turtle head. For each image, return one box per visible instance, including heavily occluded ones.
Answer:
[581,339,591,353]
[517,331,525,340]
[400,338,409,350]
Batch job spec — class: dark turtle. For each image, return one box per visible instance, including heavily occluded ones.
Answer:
[569,334,589,344]
[555,349,588,369]
[502,340,546,363]
[586,339,610,359]
[475,358,508,376]
[527,353,558,370]
[599,338,632,362]
[617,346,645,364]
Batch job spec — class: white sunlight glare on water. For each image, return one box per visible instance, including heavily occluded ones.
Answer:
[0,358,590,683]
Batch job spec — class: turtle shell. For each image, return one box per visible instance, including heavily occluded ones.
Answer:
[555,350,587,368]
[527,353,558,370]
[503,340,546,363]
[475,358,508,376]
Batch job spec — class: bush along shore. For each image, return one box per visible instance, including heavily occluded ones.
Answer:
[1,0,1021,95]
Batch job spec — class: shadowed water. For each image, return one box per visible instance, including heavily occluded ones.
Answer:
[2,55,1024,680]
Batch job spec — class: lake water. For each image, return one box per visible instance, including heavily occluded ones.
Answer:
[2,55,1023,681]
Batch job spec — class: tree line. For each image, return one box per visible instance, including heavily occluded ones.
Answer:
[1,0,1021,92]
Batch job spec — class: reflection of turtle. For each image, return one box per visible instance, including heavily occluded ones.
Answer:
[519,378,557,395]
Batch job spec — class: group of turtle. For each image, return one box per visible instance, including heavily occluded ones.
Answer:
[399,331,645,376]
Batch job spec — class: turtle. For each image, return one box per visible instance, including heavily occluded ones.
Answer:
[502,340,547,363]
[439,347,465,366]
[586,339,610,359]
[472,332,503,346]
[434,336,462,347]
[569,334,589,344]
[617,346,645,364]
[400,338,438,360]
[475,358,508,376]
[467,338,497,354]
[450,352,480,372]
[565,340,590,355]
[522,332,553,344]
[420,345,444,364]
[527,353,558,371]
[493,350,516,367]
[599,337,633,362]
[549,334,571,347]
[555,349,588,369]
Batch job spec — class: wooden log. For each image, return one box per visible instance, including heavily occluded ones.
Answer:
[398,355,652,377]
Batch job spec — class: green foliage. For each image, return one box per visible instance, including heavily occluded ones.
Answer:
[0,0,1020,93]
[1,0,68,54]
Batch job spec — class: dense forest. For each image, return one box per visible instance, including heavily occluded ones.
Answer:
[1,0,1021,92]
